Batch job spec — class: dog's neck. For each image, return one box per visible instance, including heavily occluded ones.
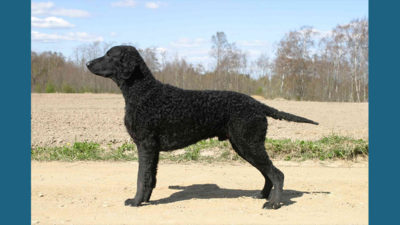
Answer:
[118,62,159,105]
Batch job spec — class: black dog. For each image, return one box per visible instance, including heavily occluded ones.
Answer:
[86,45,318,209]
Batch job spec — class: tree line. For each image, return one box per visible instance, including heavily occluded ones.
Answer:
[31,18,368,102]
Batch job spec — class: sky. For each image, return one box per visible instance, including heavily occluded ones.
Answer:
[31,0,368,67]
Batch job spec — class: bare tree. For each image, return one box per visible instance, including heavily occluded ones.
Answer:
[210,32,229,74]
[139,47,161,73]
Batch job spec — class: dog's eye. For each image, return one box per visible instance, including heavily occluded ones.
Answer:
[108,48,122,57]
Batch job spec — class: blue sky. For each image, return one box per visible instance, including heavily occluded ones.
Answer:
[31,0,368,66]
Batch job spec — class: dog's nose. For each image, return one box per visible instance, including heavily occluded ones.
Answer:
[86,61,92,67]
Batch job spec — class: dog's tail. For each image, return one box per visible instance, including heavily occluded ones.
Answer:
[262,104,319,125]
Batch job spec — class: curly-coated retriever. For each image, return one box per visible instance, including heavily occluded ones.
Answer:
[86,45,318,209]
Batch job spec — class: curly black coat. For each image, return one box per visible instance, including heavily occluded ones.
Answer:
[86,45,318,209]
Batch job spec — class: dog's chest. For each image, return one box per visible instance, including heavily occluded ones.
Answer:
[124,106,138,139]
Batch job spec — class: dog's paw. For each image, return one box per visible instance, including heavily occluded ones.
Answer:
[262,201,281,210]
[252,192,267,199]
[124,198,142,207]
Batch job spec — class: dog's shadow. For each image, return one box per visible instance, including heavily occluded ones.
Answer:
[149,184,330,207]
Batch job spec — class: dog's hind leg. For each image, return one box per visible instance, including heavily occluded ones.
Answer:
[230,141,273,200]
[125,140,159,207]
[228,117,284,209]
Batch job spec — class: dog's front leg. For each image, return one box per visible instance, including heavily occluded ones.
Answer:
[143,150,159,202]
[125,143,159,207]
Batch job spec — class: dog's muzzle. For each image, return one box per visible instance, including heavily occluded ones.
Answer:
[86,60,94,67]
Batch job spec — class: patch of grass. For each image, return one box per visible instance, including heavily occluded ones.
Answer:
[45,82,56,93]
[218,149,241,161]
[104,142,138,160]
[183,145,201,160]
[31,135,368,162]
[62,84,75,93]
[32,142,103,161]
[265,135,368,160]
[160,139,227,162]
[31,141,138,161]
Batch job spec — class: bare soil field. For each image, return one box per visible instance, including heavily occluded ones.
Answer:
[31,93,368,147]
[32,161,368,225]
[31,93,368,224]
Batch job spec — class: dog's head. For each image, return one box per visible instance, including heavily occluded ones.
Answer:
[86,45,144,82]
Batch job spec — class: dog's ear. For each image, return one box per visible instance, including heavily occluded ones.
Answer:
[120,60,144,80]
[120,60,133,79]
[118,46,145,80]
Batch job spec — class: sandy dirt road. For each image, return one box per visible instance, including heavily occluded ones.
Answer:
[31,93,368,147]
[32,161,368,225]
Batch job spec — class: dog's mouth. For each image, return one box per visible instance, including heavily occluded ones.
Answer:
[89,69,113,77]
[86,59,114,77]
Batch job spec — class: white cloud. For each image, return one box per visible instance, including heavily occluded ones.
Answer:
[31,1,90,18]
[32,31,66,42]
[145,2,160,9]
[298,27,332,38]
[32,30,103,43]
[167,38,211,66]
[31,2,54,15]
[31,16,74,28]
[110,32,117,37]
[50,8,90,18]
[111,0,137,8]
[315,30,332,38]
[245,49,262,57]
[170,38,207,48]
[156,47,167,53]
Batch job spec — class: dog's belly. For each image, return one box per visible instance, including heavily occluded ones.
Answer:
[157,124,227,151]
